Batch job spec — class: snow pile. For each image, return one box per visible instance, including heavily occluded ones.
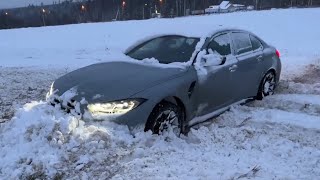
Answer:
[2,96,319,179]
[0,102,77,178]
[0,101,135,179]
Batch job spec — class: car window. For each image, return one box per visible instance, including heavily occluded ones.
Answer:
[250,35,263,51]
[207,33,231,56]
[139,38,163,51]
[231,32,252,55]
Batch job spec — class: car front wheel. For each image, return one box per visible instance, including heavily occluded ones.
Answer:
[145,101,183,136]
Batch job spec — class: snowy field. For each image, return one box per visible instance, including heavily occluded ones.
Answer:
[0,8,320,179]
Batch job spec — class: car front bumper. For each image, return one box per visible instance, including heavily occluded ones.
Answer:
[49,96,155,128]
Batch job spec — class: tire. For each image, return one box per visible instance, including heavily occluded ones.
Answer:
[144,101,184,135]
[256,71,276,100]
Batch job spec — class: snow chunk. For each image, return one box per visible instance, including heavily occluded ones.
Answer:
[92,94,103,100]
[141,57,160,64]
[193,50,208,82]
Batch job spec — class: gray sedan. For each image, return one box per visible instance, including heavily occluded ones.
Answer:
[48,28,281,135]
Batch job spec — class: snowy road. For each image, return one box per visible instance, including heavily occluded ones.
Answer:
[1,8,320,179]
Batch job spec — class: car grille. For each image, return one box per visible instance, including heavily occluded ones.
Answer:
[50,97,81,116]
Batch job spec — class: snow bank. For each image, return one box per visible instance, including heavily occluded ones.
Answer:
[0,102,135,179]
[2,97,319,179]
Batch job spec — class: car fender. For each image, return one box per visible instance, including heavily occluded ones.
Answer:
[130,68,198,123]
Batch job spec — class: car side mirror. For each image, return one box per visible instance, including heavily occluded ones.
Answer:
[200,54,226,67]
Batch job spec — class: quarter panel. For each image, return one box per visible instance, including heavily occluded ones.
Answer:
[262,46,282,83]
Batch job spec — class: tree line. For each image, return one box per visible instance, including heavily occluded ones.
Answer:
[0,0,319,29]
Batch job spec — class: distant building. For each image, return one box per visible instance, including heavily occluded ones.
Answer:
[204,5,219,14]
[247,5,255,10]
[233,4,247,11]
[219,1,232,13]
[191,9,205,15]
[205,1,248,14]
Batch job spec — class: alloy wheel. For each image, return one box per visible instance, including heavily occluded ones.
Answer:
[262,72,276,97]
[153,109,181,135]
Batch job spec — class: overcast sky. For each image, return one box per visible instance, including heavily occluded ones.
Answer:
[0,0,63,9]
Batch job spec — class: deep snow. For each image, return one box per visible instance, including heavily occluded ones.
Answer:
[0,8,320,179]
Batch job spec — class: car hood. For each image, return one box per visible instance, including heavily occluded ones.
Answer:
[53,61,186,102]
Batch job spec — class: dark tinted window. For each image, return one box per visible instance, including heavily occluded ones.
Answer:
[207,33,231,56]
[231,32,252,55]
[250,35,263,51]
[126,36,200,64]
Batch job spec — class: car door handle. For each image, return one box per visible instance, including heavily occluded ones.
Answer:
[257,55,263,62]
[229,65,238,72]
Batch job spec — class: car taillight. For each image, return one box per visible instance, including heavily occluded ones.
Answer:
[276,49,280,58]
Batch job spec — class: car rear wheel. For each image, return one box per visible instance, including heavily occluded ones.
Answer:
[145,101,183,136]
[257,71,276,100]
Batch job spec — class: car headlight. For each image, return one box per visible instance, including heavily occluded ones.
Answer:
[87,98,146,115]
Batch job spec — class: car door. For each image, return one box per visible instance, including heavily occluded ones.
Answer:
[230,32,264,100]
[195,32,239,116]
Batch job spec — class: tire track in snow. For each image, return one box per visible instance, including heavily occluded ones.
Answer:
[248,94,320,117]
[244,64,320,129]
[238,106,320,130]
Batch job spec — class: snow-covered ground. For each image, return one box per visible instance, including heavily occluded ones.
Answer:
[0,8,320,179]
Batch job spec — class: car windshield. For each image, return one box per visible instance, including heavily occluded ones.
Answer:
[126,36,200,64]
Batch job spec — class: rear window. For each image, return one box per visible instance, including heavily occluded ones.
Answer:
[250,35,263,51]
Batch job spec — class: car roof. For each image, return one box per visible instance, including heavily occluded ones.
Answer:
[144,27,249,39]
[125,27,254,54]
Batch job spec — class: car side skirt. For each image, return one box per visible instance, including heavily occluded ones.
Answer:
[188,98,254,127]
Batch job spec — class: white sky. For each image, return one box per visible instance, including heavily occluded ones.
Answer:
[0,0,63,9]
